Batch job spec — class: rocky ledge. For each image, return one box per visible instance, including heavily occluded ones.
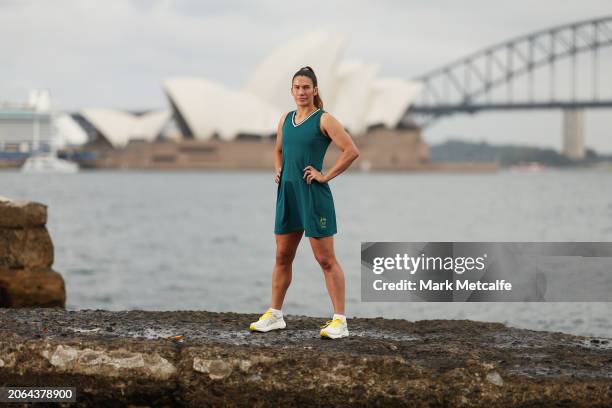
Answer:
[0,309,610,407]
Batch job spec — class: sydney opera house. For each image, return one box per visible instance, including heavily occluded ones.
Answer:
[57,30,437,170]
[69,30,423,151]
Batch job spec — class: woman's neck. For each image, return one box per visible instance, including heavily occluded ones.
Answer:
[295,105,318,117]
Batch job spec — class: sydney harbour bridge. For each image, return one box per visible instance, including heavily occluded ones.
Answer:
[406,16,612,159]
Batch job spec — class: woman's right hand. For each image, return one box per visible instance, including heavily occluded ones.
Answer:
[274,167,282,184]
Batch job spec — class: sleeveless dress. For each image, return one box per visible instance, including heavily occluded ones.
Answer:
[274,108,337,237]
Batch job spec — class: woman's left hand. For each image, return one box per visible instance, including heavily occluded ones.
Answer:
[303,166,327,184]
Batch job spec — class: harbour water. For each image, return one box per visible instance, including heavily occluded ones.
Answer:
[2,169,611,337]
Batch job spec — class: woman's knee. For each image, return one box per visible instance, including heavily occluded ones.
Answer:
[275,249,295,266]
[316,255,336,271]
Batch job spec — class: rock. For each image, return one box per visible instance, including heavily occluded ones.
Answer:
[0,309,611,406]
[0,268,65,307]
[0,199,47,228]
[0,227,54,269]
[193,357,233,380]
[40,343,176,381]
[238,359,252,373]
[0,197,65,307]
[486,371,504,386]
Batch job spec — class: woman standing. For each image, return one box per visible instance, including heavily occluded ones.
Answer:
[250,66,360,339]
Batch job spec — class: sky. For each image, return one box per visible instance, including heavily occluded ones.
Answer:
[1,0,611,152]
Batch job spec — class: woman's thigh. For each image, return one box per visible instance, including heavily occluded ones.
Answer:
[275,230,304,259]
[308,235,336,261]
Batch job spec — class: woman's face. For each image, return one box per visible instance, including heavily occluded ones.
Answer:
[291,75,317,108]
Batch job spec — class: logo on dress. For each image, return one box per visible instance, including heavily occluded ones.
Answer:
[319,217,327,228]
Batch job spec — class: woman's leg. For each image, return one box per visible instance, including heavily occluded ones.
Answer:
[308,236,345,315]
[270,230,304,309]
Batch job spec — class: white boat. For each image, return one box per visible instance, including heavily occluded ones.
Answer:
[21,153,79,173]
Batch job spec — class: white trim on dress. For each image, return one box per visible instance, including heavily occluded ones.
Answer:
[291,108,320,127]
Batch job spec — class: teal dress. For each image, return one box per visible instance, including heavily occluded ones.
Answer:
[274,108,337,237]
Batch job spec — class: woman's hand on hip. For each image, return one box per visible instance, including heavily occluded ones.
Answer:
[303,166,326,184]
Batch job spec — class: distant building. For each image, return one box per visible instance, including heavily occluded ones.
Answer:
[0,108,53,155]
[0,90,88,160]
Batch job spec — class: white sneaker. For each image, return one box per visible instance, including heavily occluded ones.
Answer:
[249,308,286,332]
[320,317,349,339]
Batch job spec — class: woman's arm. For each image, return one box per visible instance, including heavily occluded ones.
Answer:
[303,112,360,184]
[274,113,287,183]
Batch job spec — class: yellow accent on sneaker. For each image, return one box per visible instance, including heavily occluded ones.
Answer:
[320,318,343,329]
[259,309,274,321]
[320,317,348,339]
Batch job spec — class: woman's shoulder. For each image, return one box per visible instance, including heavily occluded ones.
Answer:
[319,109,336,124]
[319,109,335,138]
[280,111,294,125]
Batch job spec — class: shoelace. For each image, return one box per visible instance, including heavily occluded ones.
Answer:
[258,310,274,321]
[320,318,343,329]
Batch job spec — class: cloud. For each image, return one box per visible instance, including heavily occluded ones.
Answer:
[1,0,611,151]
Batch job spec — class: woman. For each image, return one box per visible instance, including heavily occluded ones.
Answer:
[249,66,360,339]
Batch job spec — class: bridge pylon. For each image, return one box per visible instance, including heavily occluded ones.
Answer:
[562,109,585,160]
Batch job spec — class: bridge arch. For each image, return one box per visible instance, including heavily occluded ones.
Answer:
[409,16,612,122]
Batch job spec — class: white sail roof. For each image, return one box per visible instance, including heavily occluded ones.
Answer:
[330,61,379,135]
[164,77,280,140]
[54,113,88,147]
[136,110,172,141]
[81,108,170,148]
[364,78,423,129]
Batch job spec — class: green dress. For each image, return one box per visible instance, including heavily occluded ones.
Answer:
[274,108,337,237]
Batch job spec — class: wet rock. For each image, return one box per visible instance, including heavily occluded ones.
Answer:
[0,309,610,407]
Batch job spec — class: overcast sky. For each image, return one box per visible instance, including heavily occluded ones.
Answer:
[2,0,611,152]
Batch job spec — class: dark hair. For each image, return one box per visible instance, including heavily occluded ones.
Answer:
[292,66,323,109]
